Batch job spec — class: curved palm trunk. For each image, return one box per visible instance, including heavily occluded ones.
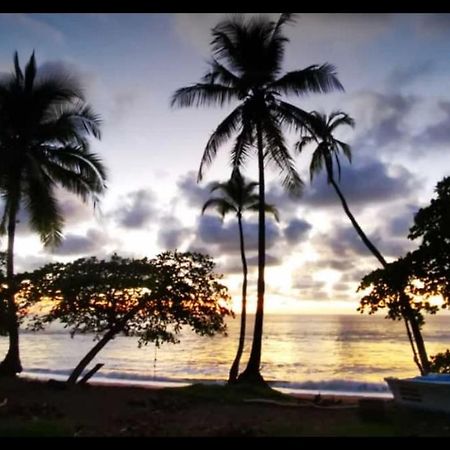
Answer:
[238,122,267,386]
[0,206,22,376]
[67,305,141,384]
[228,213,248,384]
[329,175,430,374]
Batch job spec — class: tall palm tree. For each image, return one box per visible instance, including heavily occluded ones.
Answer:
[0,52,107,376]
[171,13,343,384]
[202,169,279,383]
[297,110,430,374]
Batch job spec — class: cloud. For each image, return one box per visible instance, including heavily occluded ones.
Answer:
[386,60,436,90]
[112,189,158,229]
[302,158,418,209]
[173,13,392,56]
[195,214,280,255]
[350,91,418,151]
[1,190,96,238]
[14,254,52,273]
[51,229,110,256]
[384,205,417,238]
[283,218,312,244]
[58,191,98,225]
[415,14,450,36]
[222,253,281,275]
[415,101,450,148]
[176,171,213,209]
[0,14,65,45]
[157,215,191,250]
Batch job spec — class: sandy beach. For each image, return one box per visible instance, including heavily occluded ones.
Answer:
[0,377,449,437]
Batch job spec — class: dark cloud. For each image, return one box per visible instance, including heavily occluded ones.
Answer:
[416,101,450,148]
[384,204,417,238]
[351,92,418,150]
[51,229,110,256]
[222,253,281,275]
[292,277,325,291]
[332,282,352,292]
[157,215,191,250]
[283,218,312,244]
[196,214,280,255]
[112,189,157,229]
[302,159,418,208]
[58,192,97,225]
[265,183,300,219]
[416,14,450,35]
[386,60,436,90]
[14,254,52,273]
[1,189,96,237]
[176,171,213,209]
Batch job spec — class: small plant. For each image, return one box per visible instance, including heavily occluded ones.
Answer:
[429,350,450,374]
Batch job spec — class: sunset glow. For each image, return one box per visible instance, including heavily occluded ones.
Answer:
[1,13,450,315]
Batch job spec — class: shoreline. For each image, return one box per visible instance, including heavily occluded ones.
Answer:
[19,372,393,400]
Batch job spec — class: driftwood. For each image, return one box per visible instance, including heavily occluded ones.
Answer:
[78,363,104,385]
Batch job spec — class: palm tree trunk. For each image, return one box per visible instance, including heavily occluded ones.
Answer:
[67,305,141,384]
[228,213,248,384]
[0,205,22,376]
[329,175,430,374]
[238,122,267,386]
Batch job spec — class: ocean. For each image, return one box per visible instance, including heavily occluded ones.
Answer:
[1,314,449,397]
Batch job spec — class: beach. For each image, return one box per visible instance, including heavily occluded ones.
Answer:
[5,314,450,398]
[1,377,449,437]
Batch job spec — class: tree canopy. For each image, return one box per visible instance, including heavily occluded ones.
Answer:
[20,251,233,347]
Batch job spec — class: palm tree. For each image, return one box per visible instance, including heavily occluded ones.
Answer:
[171,13,343,385]
[202,169,279,383]
[0,52,107,376]
[297,110,430,374]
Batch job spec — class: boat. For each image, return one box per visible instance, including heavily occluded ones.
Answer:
[385,374,450,413]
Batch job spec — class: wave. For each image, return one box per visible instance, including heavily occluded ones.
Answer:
[21,367,392,398]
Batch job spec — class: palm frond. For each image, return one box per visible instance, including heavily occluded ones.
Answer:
[247,201,280,222]
[23,165,64,248]
[13,51,24,85]
[198,105,243,181]
[271,63,344,97]
[309,148,324,182]
[170,84,239,109]
[295,136,315,154]
[24,51,37,93]
[38,145,107,198]
[261,112,303,196]
[202,58,241,89]
[201,197,236,219]
[272,101,317,134]
[336,140,352,163]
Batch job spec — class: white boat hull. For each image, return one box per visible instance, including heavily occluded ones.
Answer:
[385,375,450,414]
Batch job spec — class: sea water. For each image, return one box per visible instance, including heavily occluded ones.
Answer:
[1,314,449,397]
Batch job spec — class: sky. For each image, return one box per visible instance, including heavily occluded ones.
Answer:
[1,13,450,315]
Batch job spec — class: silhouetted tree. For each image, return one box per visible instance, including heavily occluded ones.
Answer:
[0,52,107,376]
[172,13,343,385]
[299,110,430,374]
[202,169,279,383]
[359,177,450,374]
[22,251,232,384]
[408,176,450,305]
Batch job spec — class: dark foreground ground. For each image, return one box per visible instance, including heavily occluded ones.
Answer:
[0,377,449,437]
